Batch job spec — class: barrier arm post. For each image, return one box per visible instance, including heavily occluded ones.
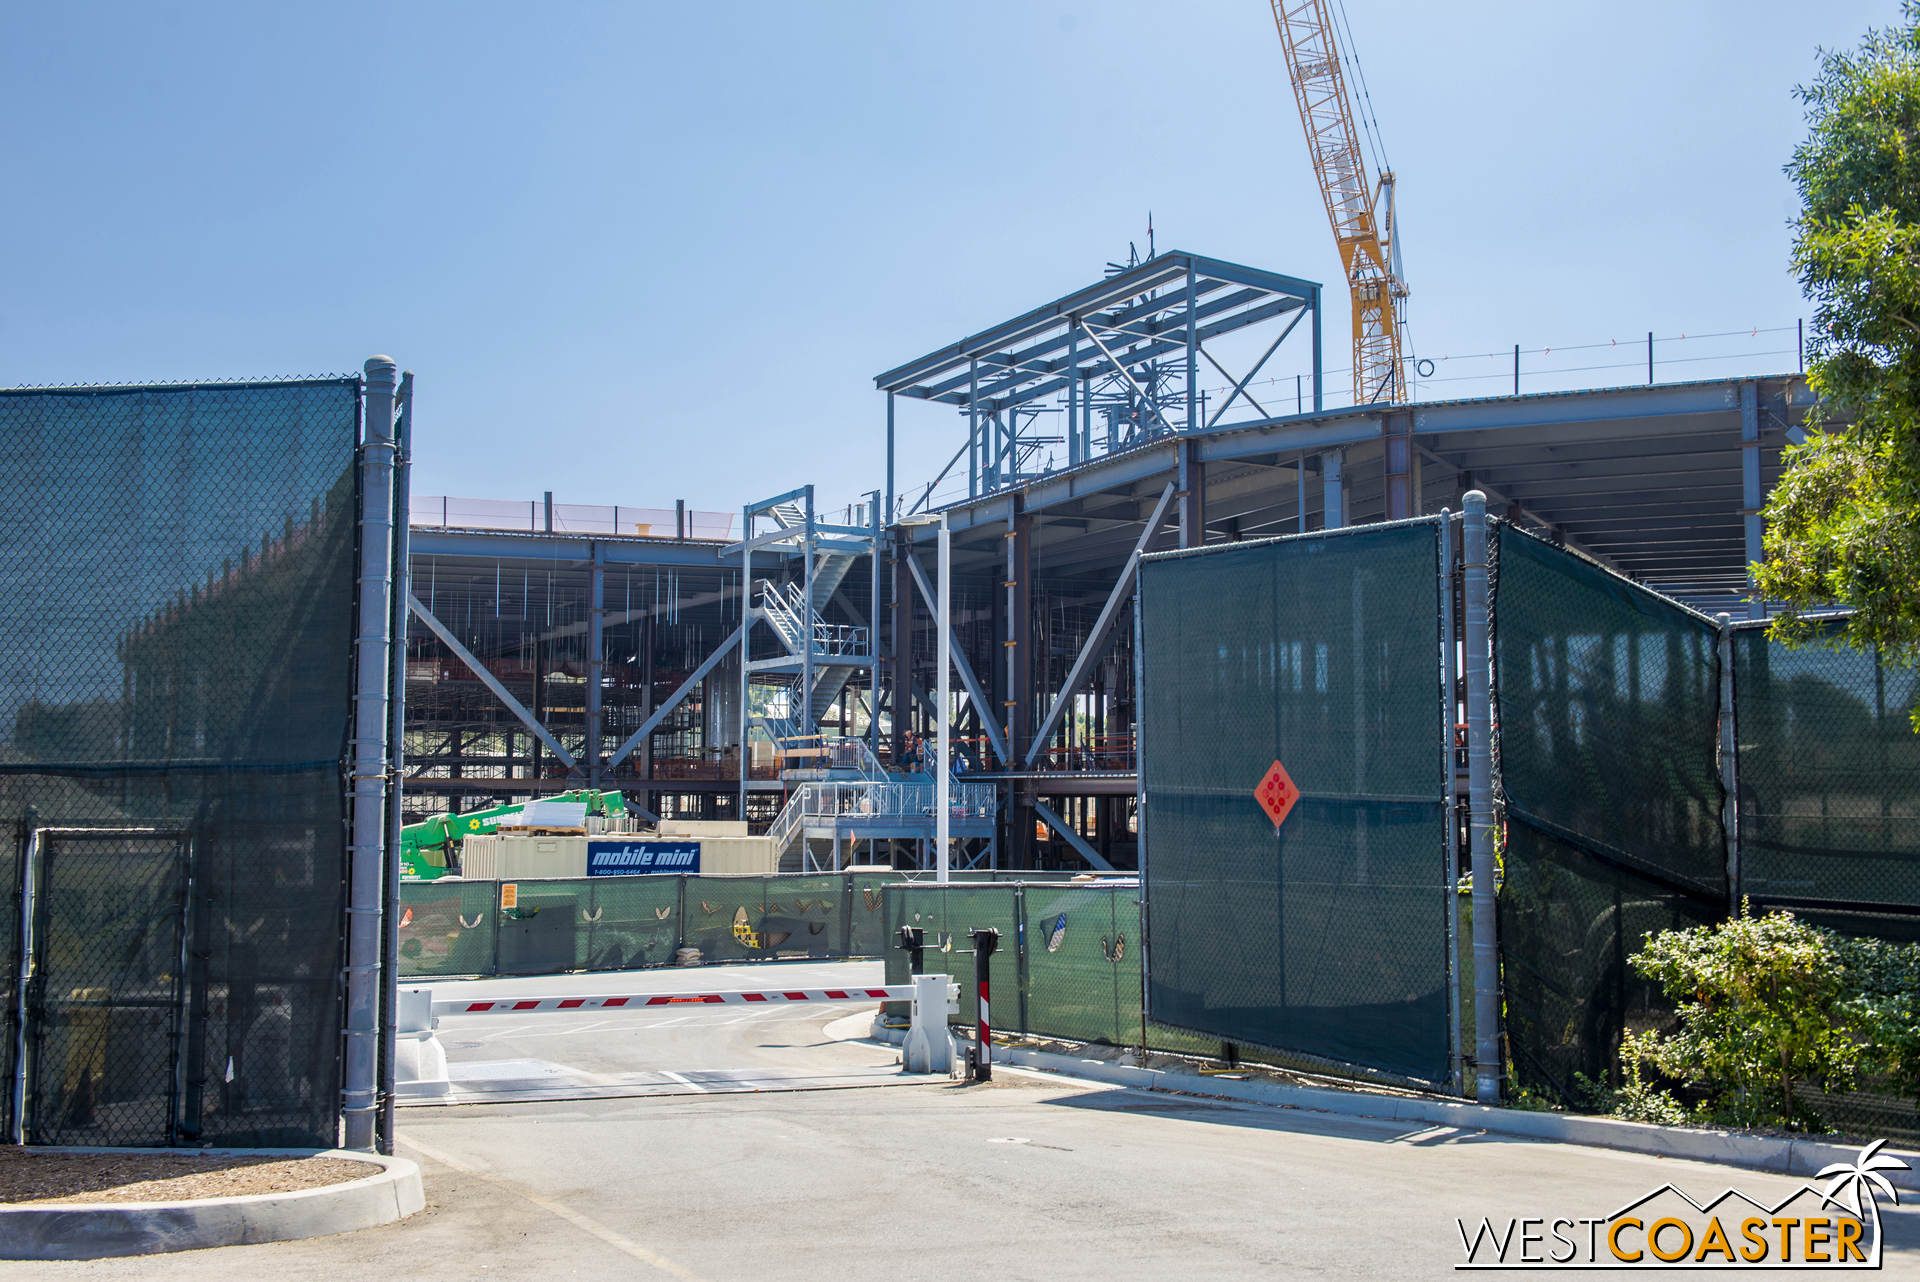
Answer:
[970,927,999,1081]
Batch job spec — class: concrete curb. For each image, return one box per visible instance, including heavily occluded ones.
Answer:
[860,1020,1918,1191]
[993,1045,1920,1191]
[0,1148,425,1260]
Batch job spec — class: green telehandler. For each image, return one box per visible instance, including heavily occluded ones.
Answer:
[400,788,629,880]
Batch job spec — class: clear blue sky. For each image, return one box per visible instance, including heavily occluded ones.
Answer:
[0,1,1893,518]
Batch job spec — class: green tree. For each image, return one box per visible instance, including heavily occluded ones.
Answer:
[1759,4,1920,719]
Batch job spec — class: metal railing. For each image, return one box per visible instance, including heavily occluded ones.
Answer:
[410,496,736,539]
[767,779,998,852]
[756,581,869,658]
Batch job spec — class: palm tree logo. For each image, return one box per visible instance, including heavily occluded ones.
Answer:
[1817,1139,1909,1263]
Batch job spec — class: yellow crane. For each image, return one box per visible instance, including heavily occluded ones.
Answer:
[1269,0,1408,406]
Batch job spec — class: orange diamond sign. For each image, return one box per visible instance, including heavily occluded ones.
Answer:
[1255,760,1299,830]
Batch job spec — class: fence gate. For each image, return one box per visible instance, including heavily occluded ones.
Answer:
[19,828,191,1146]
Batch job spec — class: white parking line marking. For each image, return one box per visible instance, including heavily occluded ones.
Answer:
[398,1134,710,1281]
[660,1071,707,1092]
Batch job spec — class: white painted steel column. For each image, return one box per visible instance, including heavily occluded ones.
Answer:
[1321,450,1345,529]
[936,513,950,882]
[1462,491,1499,1104]
[344,356,398,1150]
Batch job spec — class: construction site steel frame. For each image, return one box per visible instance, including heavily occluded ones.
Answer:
[875,251,1325,518]
[394,244,1816,878]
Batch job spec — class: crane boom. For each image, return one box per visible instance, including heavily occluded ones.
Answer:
[1269,0,1407,406]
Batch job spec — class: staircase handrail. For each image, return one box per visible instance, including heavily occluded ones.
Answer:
[755,579,870,660]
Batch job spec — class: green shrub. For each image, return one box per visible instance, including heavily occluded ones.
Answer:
[1627,904,1864,1130]
[1835,935,1920,1101]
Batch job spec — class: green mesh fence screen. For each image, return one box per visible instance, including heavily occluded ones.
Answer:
[1491,524,1727,1106]
[1022,882,1134,1045]
[1138,520,1451,1085]
[583,877,681,971]
[1,379,360,1148]
[1730,621,1920,911]
[1493,525,1725,897]
[1497,820,1720,1103]
[400,872,906,978]
[397,881,497,978]
[882,883,1140,1045]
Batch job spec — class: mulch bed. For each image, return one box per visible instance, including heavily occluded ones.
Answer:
[0,1147,380,1205]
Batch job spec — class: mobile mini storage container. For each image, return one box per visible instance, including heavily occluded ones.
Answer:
[459,822,779,879]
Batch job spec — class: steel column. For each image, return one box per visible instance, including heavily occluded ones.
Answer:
[587,542,605,789]
[892,529,912,760]
[738,503,752,820]
[937,514,951,882]
[870,491,882,757]
[1178,439,1205,548]
[1312,285,1324,412]
[1067,326,1080,466]
[1185,267,1198,433]
[803,486,816,733]
[968,360,979,499]
[1321,450,1345,529]
[1007,500,1033,867]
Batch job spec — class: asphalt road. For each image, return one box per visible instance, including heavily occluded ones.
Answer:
[8,960,1917,1281]
[410,960,915,1104]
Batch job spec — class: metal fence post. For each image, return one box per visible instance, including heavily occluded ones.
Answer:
[1132,582,1149,1053]
[378,370,413,1157]
[343,357,398,1151]
[11,816,38,1144]
[1716,614,1740,909]
[1463,492,1500,1104]
[1440,511,1463,1095]
[1015,883,1028,1037]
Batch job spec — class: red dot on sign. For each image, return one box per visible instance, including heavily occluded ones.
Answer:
[1254,759,1300,828]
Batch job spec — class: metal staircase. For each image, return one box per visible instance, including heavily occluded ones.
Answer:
[764,766,998,872]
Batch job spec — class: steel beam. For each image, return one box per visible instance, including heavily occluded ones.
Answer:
[407,592,578,770]
[905,553,1012,766]
[1030,797,1116,872]
[1025,483,1176,768]
[607,621,746,769]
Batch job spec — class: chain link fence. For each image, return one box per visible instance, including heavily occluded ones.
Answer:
[1493,527,1920,1140]
[1137,519,1453,1087]
[1,379,360,1147]
[1731,621,1920,910]
[1491,521,1729,1108]
[394,870,1091,979]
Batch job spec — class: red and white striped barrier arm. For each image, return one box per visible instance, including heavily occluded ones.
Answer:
[432,985,915,1017]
